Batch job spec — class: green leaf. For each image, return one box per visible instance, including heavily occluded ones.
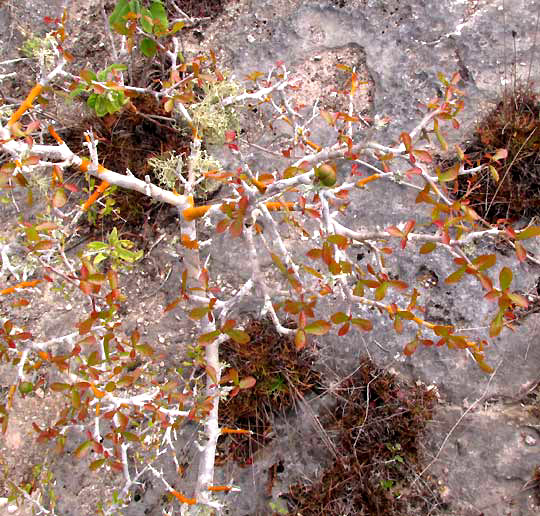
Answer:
[18,382,33,394]
[350,318,372,331]
[136,343,154,355]
[331,312,349,324]
[50,382,71,392]
[149,0,168,33]
[74,440,92,459]
[140,38,157,57]
[438,163,459,182]
[327,234,348,248]
[95,95,108,117]
[115,247,143,263]
[171,21,185,33]
[122,431,140,442]
[507,292,528,308]
[374,282,389,301]
[87,241,109,251]
[489,165,499,183]
[189,306,209,320]
[304,320,331,335]
[108,227,118,245]
[445,266,466,284]
[515,226,540,240]
[419,241,436,254]
[271,253,287,273]
[89,458,107,472]
[80,69,97,84]
[87,351,100,367]
[499,267,512,291]
[198,330,221,345]
[353,281,364,297]
[94,254,107,265]
[109,0,130,35]
[140,7,153,32]
[226,329,250,344]
[435,127,448,152]
[489,310,504,337]
[87,93,98,110]
[295,330,306,350]
[239,376,256,389]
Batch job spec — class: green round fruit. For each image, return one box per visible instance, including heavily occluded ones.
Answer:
[316,164,337,187]
[18,381,33,394]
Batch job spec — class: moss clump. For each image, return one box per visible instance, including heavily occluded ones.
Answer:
[285,358,442,516]
[217,317,321,466]
[455,87,540,223]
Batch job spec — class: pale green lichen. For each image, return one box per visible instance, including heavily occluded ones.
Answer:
[188,75,243,145]
[148,151,183,189]
[148,149,222,200]
[0,105,13,123]
[20,33,57,69]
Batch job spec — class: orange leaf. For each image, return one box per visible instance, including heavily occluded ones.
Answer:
[91,384,106,399]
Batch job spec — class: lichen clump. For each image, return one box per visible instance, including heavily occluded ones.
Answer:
[20,33,57,69]
[188,76,243,145]
[147,151,183,189]
[147,149,222,201]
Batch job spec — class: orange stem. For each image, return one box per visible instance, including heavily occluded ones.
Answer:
[8,84,43,127]
[183,205,211,221]
[265,201,294,211]
[82,180,111,211]
[356,174,380,188]
[48,125,64,144]
[79,158,111,211]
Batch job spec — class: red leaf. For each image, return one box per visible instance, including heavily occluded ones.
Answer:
[216,219,229,233]
[515,242,527,262]
[338,323,350,336]
[229,217,244,238]
[403,339,419,356]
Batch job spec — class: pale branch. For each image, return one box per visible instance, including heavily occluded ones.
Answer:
[221,77,292,107]
[332,220,504,246]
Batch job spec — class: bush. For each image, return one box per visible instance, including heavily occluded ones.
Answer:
[1,1,539,514]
